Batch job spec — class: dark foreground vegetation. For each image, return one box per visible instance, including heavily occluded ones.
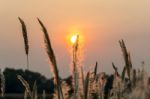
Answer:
[3,68,54,94]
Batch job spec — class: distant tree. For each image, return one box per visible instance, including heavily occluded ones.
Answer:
[3,68,55,94]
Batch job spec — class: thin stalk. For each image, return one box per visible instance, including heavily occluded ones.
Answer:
[84,72,90,99]
[112,62,119,77]
[81,67,85,98]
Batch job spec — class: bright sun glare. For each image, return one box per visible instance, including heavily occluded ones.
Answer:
[71,34,78,44]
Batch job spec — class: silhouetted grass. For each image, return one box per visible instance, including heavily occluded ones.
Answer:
[18,17,29,70]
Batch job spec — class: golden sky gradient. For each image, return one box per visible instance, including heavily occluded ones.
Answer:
[0,0,150,77]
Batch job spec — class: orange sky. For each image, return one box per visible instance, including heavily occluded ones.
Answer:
[0,0,150,78]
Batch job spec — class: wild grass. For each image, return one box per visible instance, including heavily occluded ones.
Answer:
[37,18,64,99]
[72,35,80,99]
[18,17,29,70]
[119,40,132,80]
[1,19,150,99]
[17,75,38,99]
[17,75,32,97]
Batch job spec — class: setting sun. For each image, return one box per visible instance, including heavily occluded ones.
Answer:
[71,34,78,44]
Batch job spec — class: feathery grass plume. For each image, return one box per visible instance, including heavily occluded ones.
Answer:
[112,62,119,77]
[72,35,79,99]
[37,18,63,99]
[17,75,32,97]
[119,40,132,80]
[18,17,29,70]
[0,69,5,97]
[84,72,90,99]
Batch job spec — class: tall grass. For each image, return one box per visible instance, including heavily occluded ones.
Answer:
[119,40,132,80]
[15,19,150,99]
[37,18,64,99]
[72,35,80,99]
[18,17,29,70]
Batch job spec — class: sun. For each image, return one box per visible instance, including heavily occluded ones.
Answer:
[66,31,85,47]
[71,34,78,44]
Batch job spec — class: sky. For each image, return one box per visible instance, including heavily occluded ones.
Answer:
[0,0,150,78]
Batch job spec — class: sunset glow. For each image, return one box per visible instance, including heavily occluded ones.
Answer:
[1,0,150,98]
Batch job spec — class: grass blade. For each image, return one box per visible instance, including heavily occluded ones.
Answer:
[112,62,119,76]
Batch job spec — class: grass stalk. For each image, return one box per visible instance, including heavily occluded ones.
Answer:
[72,35,79,99]
[81,67,85,98]
[18,17,29,70]
[84,72,90,99]
[37,18,64,99]
[119,40,132,80]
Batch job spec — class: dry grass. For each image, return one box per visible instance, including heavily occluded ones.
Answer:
[1,19,149,99]
[72,35,80,99]
[17,75,38,99]
[18,17,29,70]
[17,75,32,97]
[37,18,64,99]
